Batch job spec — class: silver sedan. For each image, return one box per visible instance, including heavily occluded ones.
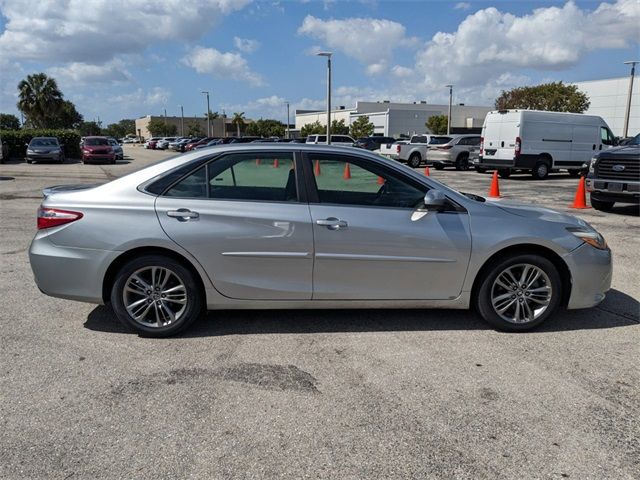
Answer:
[29,145,612,336]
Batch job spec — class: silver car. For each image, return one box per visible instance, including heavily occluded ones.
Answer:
[29,145,612,337]
[427,135,481,171]
[107,138,124,161]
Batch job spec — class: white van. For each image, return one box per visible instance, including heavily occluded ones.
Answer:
[477,110,617,179]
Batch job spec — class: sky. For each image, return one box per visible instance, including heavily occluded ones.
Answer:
[0,0,638,126]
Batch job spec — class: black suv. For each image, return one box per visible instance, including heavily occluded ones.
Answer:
[355,136,396,151]
[586,133,639,211]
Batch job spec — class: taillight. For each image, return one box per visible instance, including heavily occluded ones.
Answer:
[396,144,401,154]
[515,136,521,157]
[437,145,453,150]
[37,208,83,230]
[479,137,484,155]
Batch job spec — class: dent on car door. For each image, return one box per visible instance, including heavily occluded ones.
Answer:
[303,152,472,300]
[155,151,314,300]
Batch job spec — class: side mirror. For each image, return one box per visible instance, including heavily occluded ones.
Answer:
[423,190,446,211]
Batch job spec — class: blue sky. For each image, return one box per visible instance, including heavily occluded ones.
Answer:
[0,0,638,126]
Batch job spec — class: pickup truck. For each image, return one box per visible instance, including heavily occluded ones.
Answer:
[379,134,432,168]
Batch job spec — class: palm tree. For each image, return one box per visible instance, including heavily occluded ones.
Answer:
[17,73,64,128]
[231,112,246,137]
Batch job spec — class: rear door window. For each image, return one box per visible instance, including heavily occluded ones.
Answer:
[429,136,452,145]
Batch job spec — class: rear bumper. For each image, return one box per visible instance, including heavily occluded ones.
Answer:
[563,243,612,309]
[427,150,454,163]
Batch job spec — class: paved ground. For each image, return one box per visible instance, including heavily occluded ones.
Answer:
[1,146,638,479]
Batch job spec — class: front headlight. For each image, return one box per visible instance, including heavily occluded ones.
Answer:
[26,148,34,153]
[566,227,607,250]
[588,156,597,174]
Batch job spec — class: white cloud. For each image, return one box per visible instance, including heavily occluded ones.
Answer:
[233,37,260,53]
[391,65,413,78]
[454,2,471,10]
[111,87,171,107]
[48,60,131,85]
[0,0,252,63]
[298,15,414,75]
[182,47,264,86]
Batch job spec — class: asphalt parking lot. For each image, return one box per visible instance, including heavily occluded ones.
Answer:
[1,146,638,479]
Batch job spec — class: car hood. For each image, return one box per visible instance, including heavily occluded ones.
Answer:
[492,201,587,227]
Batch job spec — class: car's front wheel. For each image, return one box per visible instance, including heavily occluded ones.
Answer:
[476,254,562,331]
[110,255,203,337]
[590,197,615,211]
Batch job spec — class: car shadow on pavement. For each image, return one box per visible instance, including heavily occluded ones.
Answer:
[84,288,638,337]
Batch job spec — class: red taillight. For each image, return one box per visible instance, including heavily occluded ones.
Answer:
[479,137,484,156]
[396,144,401,154]
[515,136,521,157]
[37,208,83,230]
[437,145,453,150]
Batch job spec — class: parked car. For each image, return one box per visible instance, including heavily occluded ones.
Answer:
[156,137,178,150]
[144,137,162,149]
[184,137,215,151]
[81,136,115,164]
[306,134,356,146]
[354,136,397,151]
[229,136,261,144]
[585,133,639,211]
[477,110,616,179]
[0,135,8,163]
[426,135,481,171]
[195,139,222,150]
[26,137,65,164]
[29,144,611,337]
[379,134,432,168]
[108,138,124,161]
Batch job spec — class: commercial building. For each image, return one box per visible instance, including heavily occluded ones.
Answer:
[295,101,493,138]
[572,76,639,137]
[135,115,251,140]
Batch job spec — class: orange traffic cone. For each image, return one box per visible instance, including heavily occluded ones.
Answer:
[424,165,430,176]
[314,160,321,176]
[377,176,385,185]
[273,158,279,168]
[343,163,351,180]
[570,176,590,209]
[488,171,501,198]
[256,157,261,166]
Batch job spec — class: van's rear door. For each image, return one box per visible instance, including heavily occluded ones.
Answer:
[482,111,519,163]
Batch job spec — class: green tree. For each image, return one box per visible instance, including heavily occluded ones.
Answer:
[78,121,102,136]
[331,119,349,135]
[0,113,20,130]
[187,121,204,137]
[205,111,220,120]
[245,118,285,138]
[300,121,325,137]
[17,73,64,128]
[51,100,83,129]
[495,81,590,113]
[147,118,177,137]
[426,115,448,135]
[103,119,135,138]
[349,115,375,138]
[231,112,246,136]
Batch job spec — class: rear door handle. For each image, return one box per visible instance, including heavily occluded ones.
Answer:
[166,209,199,221]
[316,217,348,230]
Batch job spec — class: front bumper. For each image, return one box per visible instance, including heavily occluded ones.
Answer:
[83,153,115,163]
[585,177,640,204]
[27,152,61,161]
[563,243,612,309]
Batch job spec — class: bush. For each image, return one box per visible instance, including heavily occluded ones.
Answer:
[0,129,82,159]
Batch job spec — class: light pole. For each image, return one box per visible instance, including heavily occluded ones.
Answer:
[201,91,210,137]
[445,84,453,135]
[317,52,332,144]
[179,105,184,137]
[163,108,167,136]
[285,101,290,139]
[623,61,638,138]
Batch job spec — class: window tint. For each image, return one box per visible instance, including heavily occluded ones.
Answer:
[309,154,426,209]
[429,136,452,145]
[164,152,297,202]
[411,136,428,144]
[333,136,352,143]
[600,127,614,146]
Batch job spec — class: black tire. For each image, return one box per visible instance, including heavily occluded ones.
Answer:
[567,169,580,178]
[498,169,511,179]
[476,254,562,332]
[590,197,614,211]
[407,153,421,168]
[110,254,203,337]
[433,162,445,170]
[455,153,469,171]
[532,160,550,180]
[475,166,488,173]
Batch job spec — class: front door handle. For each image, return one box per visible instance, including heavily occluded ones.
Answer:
[316,217,348,230]
[166,208,199,221]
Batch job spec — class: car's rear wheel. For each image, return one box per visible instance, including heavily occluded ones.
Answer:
[110,255,203,337]
[590,197,615,211]
[476,254,561,331]
[532,160,550,180]
[407,153,421,168]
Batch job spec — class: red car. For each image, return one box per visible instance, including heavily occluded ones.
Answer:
[184,137,215,151]
[81,137,116,164]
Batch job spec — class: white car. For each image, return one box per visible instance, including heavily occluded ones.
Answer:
[305,134,356,146]
[156,137,178,150]
[144,137,162,149]
[379,135,433,168]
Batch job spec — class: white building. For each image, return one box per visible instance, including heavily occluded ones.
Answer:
[295,101,492,138]
[573,76,639,137]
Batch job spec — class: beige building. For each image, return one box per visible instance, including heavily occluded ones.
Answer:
[135,115,252,140]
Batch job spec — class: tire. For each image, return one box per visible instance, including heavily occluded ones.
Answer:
[567,169,580,178]
[590,197,615,211]
[455,153,469,171]
[532,160,550,180]
[433,162,445,170]
[475,166,488,173]
[498,169,511,179]
[476,254,562,332]
[110,254,203,337]
[407,153,421,168]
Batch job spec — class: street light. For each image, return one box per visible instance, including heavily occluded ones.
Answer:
[623,61,638,138]
[201,91,211,137]
[285,101,290,139]
[445,84,453,135]
[317,51,332,145]
[179,105,184,137]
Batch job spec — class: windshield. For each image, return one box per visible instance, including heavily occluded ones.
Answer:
[30,138,58,147]
[85,138,109,146]
[631,134,640,145]
[429,136,453,145]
